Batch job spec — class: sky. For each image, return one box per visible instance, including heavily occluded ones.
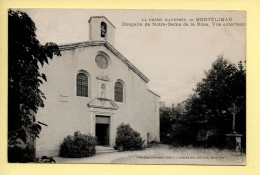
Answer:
[20,9,246,106]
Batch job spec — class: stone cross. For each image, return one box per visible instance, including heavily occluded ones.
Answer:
[228,103,241,133]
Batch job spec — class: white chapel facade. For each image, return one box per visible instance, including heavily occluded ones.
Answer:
[36,16,160,156]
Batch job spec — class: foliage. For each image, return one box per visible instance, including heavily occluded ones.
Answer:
[185,55,246,147]
[115,123,145,151]
[60,131,96,158]
[160,55,246,148]
[147,140,160,148]
[8,9,61,146]
[35,156,56,163]
[8,146,35,163]
[160,104,194,146]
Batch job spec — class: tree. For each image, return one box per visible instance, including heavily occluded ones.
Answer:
[160,103,192,145]
[8,9,61,146]
[185,55,246,147]
[160,107,174,143]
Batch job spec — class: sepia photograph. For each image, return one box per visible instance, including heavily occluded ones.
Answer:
[8,9,246,165]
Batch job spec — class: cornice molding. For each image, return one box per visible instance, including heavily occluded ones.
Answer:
[88,98,119,110]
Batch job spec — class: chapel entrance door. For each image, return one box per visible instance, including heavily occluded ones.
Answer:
[95,115,110,146]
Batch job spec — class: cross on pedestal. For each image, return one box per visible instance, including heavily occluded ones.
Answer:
[228,103,241,133]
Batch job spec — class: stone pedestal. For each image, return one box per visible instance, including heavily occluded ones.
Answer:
[225,133,243,152]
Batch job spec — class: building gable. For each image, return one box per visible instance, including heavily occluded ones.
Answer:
[59,41,150,83]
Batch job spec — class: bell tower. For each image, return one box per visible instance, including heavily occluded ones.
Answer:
[88,16,116,46]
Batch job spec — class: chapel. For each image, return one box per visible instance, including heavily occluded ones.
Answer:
[36,16,160,156]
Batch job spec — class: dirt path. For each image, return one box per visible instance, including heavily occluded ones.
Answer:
[54,144,245,165]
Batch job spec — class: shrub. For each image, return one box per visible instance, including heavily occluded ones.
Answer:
[59,131,96,158]
[115,123,145,151]
[8,146,35,163]
[35,156,56,163]
[147,140,160,148]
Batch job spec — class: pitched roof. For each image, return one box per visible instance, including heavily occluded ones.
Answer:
[59,41,150,83]
[88,98,119,110]
[147,89,161,98]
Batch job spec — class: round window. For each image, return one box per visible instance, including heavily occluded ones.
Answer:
[95,55,108,69]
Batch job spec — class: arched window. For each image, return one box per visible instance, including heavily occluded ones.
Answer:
[101,22,107,38]
[76,73,88,97]
[114,81,124,102]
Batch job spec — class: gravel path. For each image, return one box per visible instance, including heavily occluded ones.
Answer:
[54,144,245,165]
